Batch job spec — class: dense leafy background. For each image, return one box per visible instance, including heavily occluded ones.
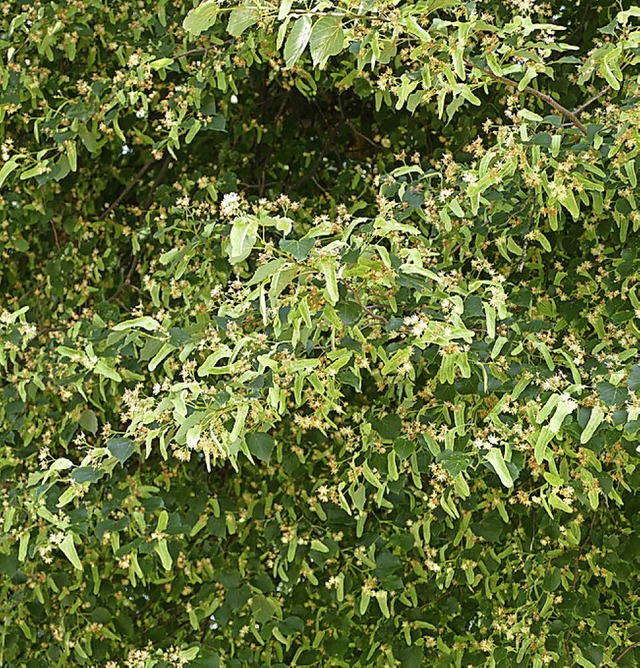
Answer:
[1,0,640,666]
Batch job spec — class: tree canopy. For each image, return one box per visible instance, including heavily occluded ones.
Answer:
[1,0,640,665]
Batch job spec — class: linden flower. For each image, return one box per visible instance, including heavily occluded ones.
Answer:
[473,437,490,450]
[49,532,65,545]
[478,639,495,653]
[220,192,242,216]
[559,393,578,412]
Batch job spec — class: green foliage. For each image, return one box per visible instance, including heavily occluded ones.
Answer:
[1,0,640,666]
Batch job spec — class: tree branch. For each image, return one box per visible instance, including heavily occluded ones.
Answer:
[175,47,209,59]
[573,85,612,114]
[616,640,640,664]
[50,220,60,248]
[347,284,389,325]
[104,157,155,218]
[465,60,587,135]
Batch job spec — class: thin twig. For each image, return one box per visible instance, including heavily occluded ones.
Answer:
[173,38,234,59]
[19,281,47,303]
[50,220,60,248]
[109,254,140,303]
[239,181,280,191]
[175,47,209,59]
[30,326,67,342]
[311,176,325,193]
[615,640,640,664]
[103,157,155,218]
[466,60,587,134]
[347,284,389,325]
[346,120,381,149]
[529,510,536,551]
[573,85,612,114]
[572,512,597,592]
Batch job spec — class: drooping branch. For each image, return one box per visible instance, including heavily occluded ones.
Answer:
[465,60,588,135]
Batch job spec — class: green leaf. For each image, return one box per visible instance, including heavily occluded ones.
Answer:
[71,467,105,484]
[227,8,258,37]
[597,381,629,406]
[535,426,554,463]
[50,457,74,472]
[284,15,313,69]
[59,534,83,570]
[437,450,472,477]
[484,448,514,488]
[471,515,504,542]
[309,17,344,69]
[548,396,577,433]
[279,237,315,260]
[394,438,414,459]
[544,471,565,487]
[252,595,278,623]
[628,365,640,391]
[228,216,259,264]
[371,414,402,441]
[91,607,112,624]
[0,157,20,187]
[78,409,98,434]
[519,109,544,122]
[249,258,287,286]
[94,359,122,382]
[278,0,293,21]
[263,215,293,234]
[20,163,47,180]
[336,301,361,326]
[280,615,304,635]
[78,125,99,153]
[599,58,620,90]
[246,433,275,463]
[149,57,174,70]
[451,44,465,80]
[183,0,218,36]
[351,485,366,511]
[113,316,160,332]
[360,590,371,614]
[107,437,136,464]
[54,493,75,520]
